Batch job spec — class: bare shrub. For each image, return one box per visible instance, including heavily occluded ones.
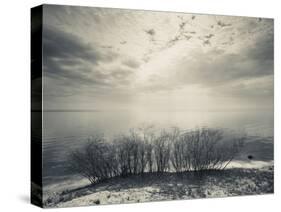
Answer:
[68,127,245,185]
[170,128,186,172]
[154,130,172,172]
[115,129,146,176]
[115,136,132,177]
[214,136,245,170]
[138,125,156,173]
[177,128,245,171]
[68,135,117,184]
[115,126,157,175]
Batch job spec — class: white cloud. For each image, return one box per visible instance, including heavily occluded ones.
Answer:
[43,5,273,111]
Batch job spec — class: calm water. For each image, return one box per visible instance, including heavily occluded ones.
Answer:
[39,110,273,185]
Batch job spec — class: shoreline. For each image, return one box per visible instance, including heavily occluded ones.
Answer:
[43,165,274,208]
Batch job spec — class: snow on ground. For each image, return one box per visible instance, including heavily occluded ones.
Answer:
[57,186,160,207]
[227,160,273,169]
[43,164,274,208]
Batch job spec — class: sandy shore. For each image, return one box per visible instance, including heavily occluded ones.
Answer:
[43,165,273,208]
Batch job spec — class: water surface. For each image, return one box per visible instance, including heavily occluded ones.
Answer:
[40,110,274,186]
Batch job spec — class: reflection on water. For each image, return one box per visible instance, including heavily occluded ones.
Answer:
[39,110,273,185]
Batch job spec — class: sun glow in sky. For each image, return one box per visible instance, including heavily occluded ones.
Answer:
[42,5,273,111]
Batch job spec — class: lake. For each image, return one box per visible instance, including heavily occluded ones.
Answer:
[38,110,273,186]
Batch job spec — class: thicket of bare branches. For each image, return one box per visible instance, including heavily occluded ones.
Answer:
[68,136,118,184]
[68,127,245,185]
[171,128,245,171]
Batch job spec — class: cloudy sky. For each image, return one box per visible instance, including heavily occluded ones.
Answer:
[42,5,273,111]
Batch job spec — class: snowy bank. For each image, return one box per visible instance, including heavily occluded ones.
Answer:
[43,165,273,208]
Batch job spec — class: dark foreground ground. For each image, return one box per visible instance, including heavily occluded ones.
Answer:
[44,166,273,208]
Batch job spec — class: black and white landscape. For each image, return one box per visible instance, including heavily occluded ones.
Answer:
[41,5,274,207]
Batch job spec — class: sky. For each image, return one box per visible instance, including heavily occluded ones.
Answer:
[42,5,274,111]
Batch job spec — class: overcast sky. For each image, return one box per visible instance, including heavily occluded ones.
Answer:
[42,5,273,111]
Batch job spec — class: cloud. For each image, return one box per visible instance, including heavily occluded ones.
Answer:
[43,26,115,63]
[100,45,113,49]
[217,76,273,99]
[247,32,273,62]
[203,39,211,46]
[43,25,136,97]
[43,25,119,79]
[217,20,232,27]
[172,29,273,102]
[179,21,187,30]
[120,41,127,45]
[145,29,156,36]
[122,58,141,69]
[162,19,194,49]
[205,34,214,39]
[41,5,273,110]
[111,69,134,80]
[178,51,272,87]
